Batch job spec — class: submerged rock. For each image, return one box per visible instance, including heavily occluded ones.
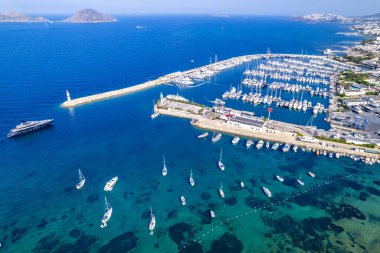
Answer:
[207,233,243,253]
[99,232,137,253]
[201,192,211,200]
[86,194,99,203]
[11,227,27,243]
[182,242,203,253]
[329,203,366,221]
[68,228,84,239]
[37,219,48,229]
[167,210,178,220]
[359,192,369,201]
[33,234,59,253]
[224,197,237,206]
[366,187,380,196]
[169,222,194,248]
[140,210,151,219]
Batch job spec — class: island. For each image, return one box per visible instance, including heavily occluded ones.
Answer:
[291,13,353,23]
[0,12,50,23]
[62,9,117,23]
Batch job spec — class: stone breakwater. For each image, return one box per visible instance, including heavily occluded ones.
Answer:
[61,54,341,108]
[157,107,379,160]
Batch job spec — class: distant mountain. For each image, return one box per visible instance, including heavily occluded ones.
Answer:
[361,13,380,20]
[62,9,117,23]
[291,13,353,23]
[0,12,50,22]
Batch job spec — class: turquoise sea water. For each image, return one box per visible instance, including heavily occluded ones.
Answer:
[0,16,379,253]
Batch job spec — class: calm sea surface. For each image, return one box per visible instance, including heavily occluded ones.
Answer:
[0,16,379,253]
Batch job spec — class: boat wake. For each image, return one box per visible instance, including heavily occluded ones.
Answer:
[177,172,359,252]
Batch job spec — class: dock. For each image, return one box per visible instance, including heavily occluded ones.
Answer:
[156,96,379,160]
[61,53,343,108]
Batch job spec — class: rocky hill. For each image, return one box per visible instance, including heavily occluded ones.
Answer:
[0,12,50,22]
[62,9,117,23]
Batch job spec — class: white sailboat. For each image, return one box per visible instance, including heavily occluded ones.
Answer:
[189,170,195,186]
[219,183,225,198]
[218,148,225,171]
[149,206,156,235]
[180,195,186,206]
[100,197,112,228]
[76,169,86,190]
[162,155,168,176]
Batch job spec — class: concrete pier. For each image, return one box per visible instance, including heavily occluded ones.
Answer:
[61,53,345,108]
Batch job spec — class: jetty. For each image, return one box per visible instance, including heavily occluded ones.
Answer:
[61,53,347,108]
[156,95,379,160]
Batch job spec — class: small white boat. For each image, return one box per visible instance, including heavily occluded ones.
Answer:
[297,177,305,186]
[149,206,156,235]
[292,145,298,152]
[256,140,264,149]
[276,175,284,182]
[210,210,216,219]
[76,169,86,190]
[212,133,222,143]
[265,141,270,148]
[262,186,272,197]
[104,177,118,191]
[218,148,225,171]
[282,144,290,152]
[232,136,240,145]
[189,170,195,186]
[219,183,225,198]
[271,143,279,150]
[246,139,253,148]
[240,181,245,188]
[162,155,168,176]
[198,132,209,139]
[180,196,186,206]
[308,171,316,178]
[100,197,112,228]
[329,153,333,158]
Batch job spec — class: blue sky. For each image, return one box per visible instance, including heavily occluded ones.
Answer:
[1,0,379,16]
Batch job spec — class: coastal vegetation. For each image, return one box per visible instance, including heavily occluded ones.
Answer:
[342,52,376,64]
[316,136,376,148]
[338,70,370,87]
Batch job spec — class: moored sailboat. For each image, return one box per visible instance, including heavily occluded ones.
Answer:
[189,170,195,186]
[76,169,86,190]
[219,183,225,198]
[218,148,225,171]
[149,206,156,235]
[100,197,112,228]
[162,155,168,176]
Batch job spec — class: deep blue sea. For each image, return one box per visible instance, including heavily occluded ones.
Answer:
[0,16,379,253]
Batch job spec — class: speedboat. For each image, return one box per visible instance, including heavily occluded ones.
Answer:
[329,153,333,158]
[282,143,290,152]
[149,207,156,235]
[297,177,305,186]
[292,145,298,152]
[189,170,195,186]
[100,197,112,228]
[76,169,85,190]
[104,177,118,191]
[266,141,270,148]
[275,175,284,182]
[262,186,272,197]
[308,171,316,178]
[219,184,225,198]
[162,155,168,176]
[271,143,279,150]
[180,196,186,206]
[212,133,222,143]
[232,136,240,145]
[240,181,245,188]
[210,210,216,219]
[256,140,264,149]
[246,139,253,148]
[198,132,209,139]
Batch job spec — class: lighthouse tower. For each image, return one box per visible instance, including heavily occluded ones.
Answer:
[66,90,71,102]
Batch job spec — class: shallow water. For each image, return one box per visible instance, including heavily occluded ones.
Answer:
[0,15,378,253]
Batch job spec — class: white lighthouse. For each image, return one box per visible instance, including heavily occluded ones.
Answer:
[66,90,71,102]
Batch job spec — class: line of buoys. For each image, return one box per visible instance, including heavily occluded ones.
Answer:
[178,172,357,252]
